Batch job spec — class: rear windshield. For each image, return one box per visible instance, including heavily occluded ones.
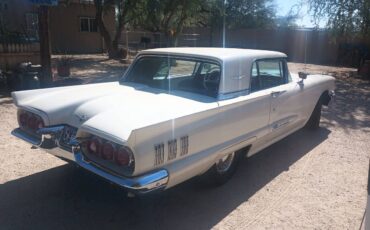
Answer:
[122,56,221,97]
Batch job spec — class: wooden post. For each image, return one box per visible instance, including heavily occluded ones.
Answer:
[38,5,52,87]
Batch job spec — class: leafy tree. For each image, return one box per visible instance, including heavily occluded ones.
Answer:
[132,0,277,46]
[308,0,370,38]
[200,0,275,46]
[131,0,207,46]
[205,0,276,30]
[275,4,301,28]
[94,0,138,58]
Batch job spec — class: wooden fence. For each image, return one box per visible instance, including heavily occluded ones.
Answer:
[0,42,40,69]
[120,28,369,66]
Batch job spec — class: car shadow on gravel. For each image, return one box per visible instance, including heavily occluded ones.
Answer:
[321,75,370,131]
[0,128,330,230]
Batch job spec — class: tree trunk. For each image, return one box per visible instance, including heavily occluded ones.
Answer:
[94,0,124,59]
[164,30,177,47]
[209,25,214,47]
[112,15,125,57]
[38,6,52,87]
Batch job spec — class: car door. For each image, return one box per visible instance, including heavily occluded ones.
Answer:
[217,62,272,150]
[256,59,305,140]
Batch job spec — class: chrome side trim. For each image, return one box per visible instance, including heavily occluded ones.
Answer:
[218,89,250,100]
[74,152,169,193]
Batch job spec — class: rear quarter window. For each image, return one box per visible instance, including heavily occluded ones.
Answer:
[250,59,288,92]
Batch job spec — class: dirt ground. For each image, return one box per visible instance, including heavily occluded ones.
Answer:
[0,58,369,230]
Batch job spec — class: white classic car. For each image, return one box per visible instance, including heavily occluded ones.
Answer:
[11,48,335,195]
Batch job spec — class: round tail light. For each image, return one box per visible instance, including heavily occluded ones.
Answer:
[28,116,38,130]
[115,147,133,166]
[88,137,102,155]
[37,119,44,129]
[19,112,29,127]
[102,142,115,160]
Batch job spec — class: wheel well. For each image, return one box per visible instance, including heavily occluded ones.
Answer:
[320,90,331,106]
[236,145,252,157]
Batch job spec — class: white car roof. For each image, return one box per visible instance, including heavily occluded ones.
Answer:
[138,47,288,95]
[140,47,287,61]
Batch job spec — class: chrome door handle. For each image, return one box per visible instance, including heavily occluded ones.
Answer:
[271,90,286,98]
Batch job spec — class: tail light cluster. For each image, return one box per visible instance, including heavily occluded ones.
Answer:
[84,136,135,169]
[18,110,44,131]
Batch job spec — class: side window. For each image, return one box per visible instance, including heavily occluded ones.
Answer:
[259,60,283,78]
[169,60,196,79]
[200,63,220,75]
[153,61,169,80]
[153,60,198,80]
[250,59,286,92]
[250,62,259,92]
[251,62,258,77]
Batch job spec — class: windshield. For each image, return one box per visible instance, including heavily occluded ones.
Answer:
[122,56,221,97]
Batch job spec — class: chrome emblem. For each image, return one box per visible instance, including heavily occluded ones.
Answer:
[180,136,189,156]
[76,114,88,122]
[167,139,177,161]
[154,143,165,166]
[154,135,189,166]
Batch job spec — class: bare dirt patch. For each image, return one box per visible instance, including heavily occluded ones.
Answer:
[0,61,369,229]
[52,54,130,84]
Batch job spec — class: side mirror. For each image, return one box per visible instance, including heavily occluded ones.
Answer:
[298,72,308,80]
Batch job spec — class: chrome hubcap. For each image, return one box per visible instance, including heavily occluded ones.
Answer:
[215,152,235,173]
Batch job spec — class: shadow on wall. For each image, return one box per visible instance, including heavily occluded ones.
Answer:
[0,128,330,230]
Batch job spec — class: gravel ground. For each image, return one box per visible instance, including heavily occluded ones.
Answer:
[0,61,369,230]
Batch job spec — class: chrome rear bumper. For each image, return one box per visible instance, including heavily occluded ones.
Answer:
[75,152,168,193]
[11,127,169,194]
[11,127,75,161]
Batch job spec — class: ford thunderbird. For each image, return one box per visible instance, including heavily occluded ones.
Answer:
[11,48,335,195]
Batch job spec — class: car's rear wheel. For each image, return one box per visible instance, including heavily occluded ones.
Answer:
[305,99,322,130]
[215,152,236,174]
[201,148,246,186]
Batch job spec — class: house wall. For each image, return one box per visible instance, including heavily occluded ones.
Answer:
[49,2,115,54]
[0,0,115,54]
[0,0,116,69]
[0,0,36,33]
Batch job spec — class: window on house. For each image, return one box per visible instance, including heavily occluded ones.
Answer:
[80,17,97,32]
